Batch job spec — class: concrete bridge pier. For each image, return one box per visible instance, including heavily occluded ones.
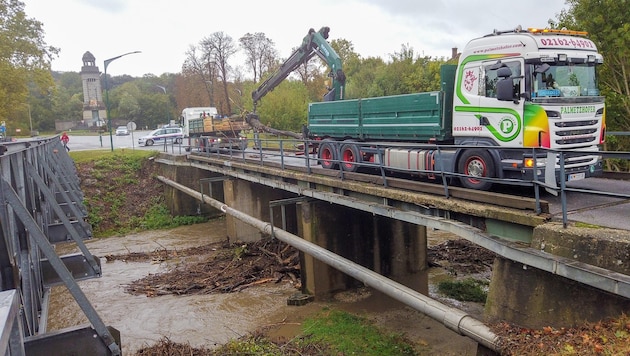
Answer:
[223,179,297,242]
[160,157,223,217]
[297,201,428,299]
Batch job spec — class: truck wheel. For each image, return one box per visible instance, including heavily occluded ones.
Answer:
[458,150,495,190]
[340,143,361,172]
[318,140,338,169]
[146,139,154,146]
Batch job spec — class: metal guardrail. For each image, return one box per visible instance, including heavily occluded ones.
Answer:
[0,137,121,355]
[189,136,630,229]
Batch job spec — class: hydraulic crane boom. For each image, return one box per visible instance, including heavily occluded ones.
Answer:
[251,26,346,111]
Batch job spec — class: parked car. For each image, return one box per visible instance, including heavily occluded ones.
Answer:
[138,127,183,146]
[115,126,129,136]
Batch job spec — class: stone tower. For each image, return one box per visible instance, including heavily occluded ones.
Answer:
[80,51,106,127]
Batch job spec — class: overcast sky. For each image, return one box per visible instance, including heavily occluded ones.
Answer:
[21,0,568,78]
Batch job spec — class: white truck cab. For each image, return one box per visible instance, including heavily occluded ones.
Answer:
[452,26,604,186]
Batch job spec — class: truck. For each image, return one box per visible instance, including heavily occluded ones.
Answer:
[181,106,249,151]
[248,26,605,190]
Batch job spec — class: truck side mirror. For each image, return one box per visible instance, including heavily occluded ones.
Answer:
[496,78,515,102]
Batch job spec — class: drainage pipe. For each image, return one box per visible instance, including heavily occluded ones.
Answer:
[157,176,501,352]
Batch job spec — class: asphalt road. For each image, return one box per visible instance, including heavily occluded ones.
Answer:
[60,130,185,153]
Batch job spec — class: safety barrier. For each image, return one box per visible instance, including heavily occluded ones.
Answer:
[0,137,121,355]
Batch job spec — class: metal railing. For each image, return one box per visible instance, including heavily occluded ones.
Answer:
[0,137,121,355]
[188,135,630,229]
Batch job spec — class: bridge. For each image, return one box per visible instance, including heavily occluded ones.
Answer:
[1,136,629,355]
[156,140,630,353]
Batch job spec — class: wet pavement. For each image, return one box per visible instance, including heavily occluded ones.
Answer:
[49,221,480,355]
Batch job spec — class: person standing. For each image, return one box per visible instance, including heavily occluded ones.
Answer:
[61,132,70,151]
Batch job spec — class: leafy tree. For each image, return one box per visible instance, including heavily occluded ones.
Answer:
[0,0,58,133]
[344,56,386,99]
[557,0,630,133]
[255,80,309,131]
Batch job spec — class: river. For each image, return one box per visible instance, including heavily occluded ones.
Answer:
[48,220,480,355]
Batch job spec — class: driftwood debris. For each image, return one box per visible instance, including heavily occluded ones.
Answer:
[115,238,301,297]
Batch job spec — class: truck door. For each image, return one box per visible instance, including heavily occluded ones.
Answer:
[479,60,524,147]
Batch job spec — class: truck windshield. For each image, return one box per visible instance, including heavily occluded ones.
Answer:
[530,62,599,99]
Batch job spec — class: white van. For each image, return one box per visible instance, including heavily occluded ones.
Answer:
[138,127,183,146]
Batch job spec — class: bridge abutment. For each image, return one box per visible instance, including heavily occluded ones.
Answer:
[486,257,630,328]
[486,222,630,328]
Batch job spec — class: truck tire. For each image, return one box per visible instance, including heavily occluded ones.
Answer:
[457,149,495,190]
[318,140,338,169]
[340,142,361,172]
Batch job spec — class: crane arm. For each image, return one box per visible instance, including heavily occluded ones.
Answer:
[251,26,346,110]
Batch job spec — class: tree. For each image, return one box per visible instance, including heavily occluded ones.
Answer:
[200,32,238,116]
[255,80,309,131]
[557,0,630,133]
[182,45,215,108]
[0,0,58,132]
[239,32,277,83]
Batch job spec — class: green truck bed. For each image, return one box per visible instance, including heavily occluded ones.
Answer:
[307,65,455,143]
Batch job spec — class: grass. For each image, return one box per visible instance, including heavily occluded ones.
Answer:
[69,148,155,164]
[299,309,418,355]
[72,149,207,237]
[211,308,420,355]
[437,278,488,303]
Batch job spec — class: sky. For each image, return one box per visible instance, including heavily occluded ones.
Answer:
[21,0,569,78]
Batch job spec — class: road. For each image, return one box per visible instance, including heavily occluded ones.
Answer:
[58,130,184,153]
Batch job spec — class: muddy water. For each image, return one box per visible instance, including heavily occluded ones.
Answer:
[49,220,480,355]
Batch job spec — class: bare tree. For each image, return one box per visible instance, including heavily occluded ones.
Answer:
[200,32,238,115]
[239,32,278,83]
[182,45,215,106]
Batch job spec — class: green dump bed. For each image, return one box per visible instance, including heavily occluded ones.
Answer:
[307,64,455,143]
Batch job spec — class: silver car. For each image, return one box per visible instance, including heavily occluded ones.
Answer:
[115,126,129,136]
[138,127,183,146]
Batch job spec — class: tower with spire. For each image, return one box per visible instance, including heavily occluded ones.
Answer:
[80,51,106,127]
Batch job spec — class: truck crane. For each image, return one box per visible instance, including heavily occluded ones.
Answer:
[246,26,346,140]
[251,26,346,109]
[247,25,605,191]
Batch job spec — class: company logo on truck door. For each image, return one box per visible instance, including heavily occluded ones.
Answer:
[499,116,518,136]
[454,105,521,142]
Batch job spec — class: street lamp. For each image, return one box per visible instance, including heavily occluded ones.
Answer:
[104,51,141,151]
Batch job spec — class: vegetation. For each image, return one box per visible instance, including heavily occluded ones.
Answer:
[299,309,418,355]
[556,0,630,168]
[136,309,421,355]
[437,278,488,303]
[71,149,206,237]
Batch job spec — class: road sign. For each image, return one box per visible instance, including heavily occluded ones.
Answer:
[127,121,137,131]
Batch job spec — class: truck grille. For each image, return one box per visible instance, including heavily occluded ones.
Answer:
[556,136,597,145]
[554,120,599,128]
[553,120,599,147]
